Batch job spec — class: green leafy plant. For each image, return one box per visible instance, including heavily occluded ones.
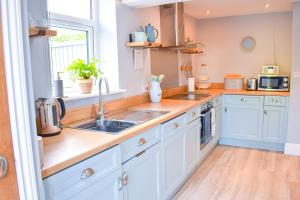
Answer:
[66,58,103,81]
[150,74,165,82]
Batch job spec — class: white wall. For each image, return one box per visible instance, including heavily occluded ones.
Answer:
[287,2,300,145]
[178,14,199,86]
[196,12,292,82]
[116,2,161,96]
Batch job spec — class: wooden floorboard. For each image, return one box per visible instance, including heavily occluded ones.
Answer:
[174,145,300,200]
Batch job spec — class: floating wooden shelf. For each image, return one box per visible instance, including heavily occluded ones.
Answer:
[127,42,162,48]
[180,48,203,54]
[29,27,57,37]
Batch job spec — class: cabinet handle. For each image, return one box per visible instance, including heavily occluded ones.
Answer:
[241,98,247,102]
[192,112,197,117]
[272,99,279,103]
[136,150,146,157]
[138,138,146,146]
[122,172,128,186]
[264,110,267,115]
[0,156,8,179]
[224,107,227,113]
[81,168,95,180]
[173,123,180,129]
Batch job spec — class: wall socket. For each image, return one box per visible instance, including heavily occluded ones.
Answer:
[293,72,300,78]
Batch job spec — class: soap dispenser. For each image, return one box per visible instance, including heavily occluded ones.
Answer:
[54,72,64,97]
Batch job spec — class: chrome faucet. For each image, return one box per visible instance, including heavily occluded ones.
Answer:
[98,77,110,120]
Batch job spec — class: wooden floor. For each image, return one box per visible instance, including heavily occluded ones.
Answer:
[174,145,300,200]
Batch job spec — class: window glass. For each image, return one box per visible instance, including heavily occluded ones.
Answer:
[49,27,88,88]
[48,0,91,19]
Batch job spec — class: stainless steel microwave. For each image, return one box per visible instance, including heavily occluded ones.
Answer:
[257,75,289,91]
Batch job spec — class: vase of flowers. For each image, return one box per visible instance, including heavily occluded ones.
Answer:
[149,74,164,103]
[66,58,103,94]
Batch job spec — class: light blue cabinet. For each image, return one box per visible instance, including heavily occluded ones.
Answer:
[222,95,264,141]
[44,145,122,200]
[184,119,200,175]
[263,106,286,143]
[221,95,288,151]
[122,144,160,200]
[67,169,123,200]
[160,114,186,199]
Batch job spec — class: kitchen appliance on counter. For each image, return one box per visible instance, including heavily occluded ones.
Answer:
[246,78,258,91]
[262,65,280,75]
[257,75,289,92]
[35,97,65,137]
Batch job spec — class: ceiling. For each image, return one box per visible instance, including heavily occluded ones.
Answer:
[184,0,296,19]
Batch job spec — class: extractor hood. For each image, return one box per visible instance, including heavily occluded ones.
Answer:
[159,2,204,52]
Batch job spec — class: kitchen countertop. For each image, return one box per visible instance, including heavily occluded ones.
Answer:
[41,89,289,178]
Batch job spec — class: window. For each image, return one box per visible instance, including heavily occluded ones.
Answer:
[48,0,92,19]
[48,0,96,92]
[50,28,89,88]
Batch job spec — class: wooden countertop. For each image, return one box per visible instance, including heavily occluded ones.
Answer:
[41,89,289,178]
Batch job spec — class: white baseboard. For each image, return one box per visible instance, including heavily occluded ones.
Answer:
[284,143,300,156]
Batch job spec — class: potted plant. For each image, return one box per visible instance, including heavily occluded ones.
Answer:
[66,58,103,94]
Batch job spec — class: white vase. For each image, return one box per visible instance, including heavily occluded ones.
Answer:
[149,81,162,103]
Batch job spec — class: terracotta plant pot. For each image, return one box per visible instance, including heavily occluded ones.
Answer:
[77,79,93,94]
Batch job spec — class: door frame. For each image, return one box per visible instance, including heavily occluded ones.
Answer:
[1,0,43,199]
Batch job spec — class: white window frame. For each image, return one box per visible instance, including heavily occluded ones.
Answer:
[48,0,100,94]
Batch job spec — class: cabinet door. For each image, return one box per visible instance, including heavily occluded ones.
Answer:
[67,169,123,200]
[184,120,200,175]
[263,106,286,143]
[215,104,222,140]
[122,144,160,200]
[222,98,264,141]
[161,130,185,199]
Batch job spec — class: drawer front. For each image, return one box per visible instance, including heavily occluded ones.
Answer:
[264,96,286,107]
[186,106,200,124]
[224,95,262,107]
[161,114,186,139]
[43,145,121,199]
[121,126,160,163]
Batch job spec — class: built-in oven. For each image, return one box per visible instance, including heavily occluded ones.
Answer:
[200,102,213,150]
[257,75,289,91]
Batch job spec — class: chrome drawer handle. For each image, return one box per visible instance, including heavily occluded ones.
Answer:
[173,123,180,129]
[122,172,128,186]
[272,99,279,103]
[264,110,267,115]
[0,156,8,179]
[138,138,146,146]
[241,98,247,102]
[81,168,95,180]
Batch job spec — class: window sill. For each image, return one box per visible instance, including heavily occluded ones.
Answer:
[62,89,127,102]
